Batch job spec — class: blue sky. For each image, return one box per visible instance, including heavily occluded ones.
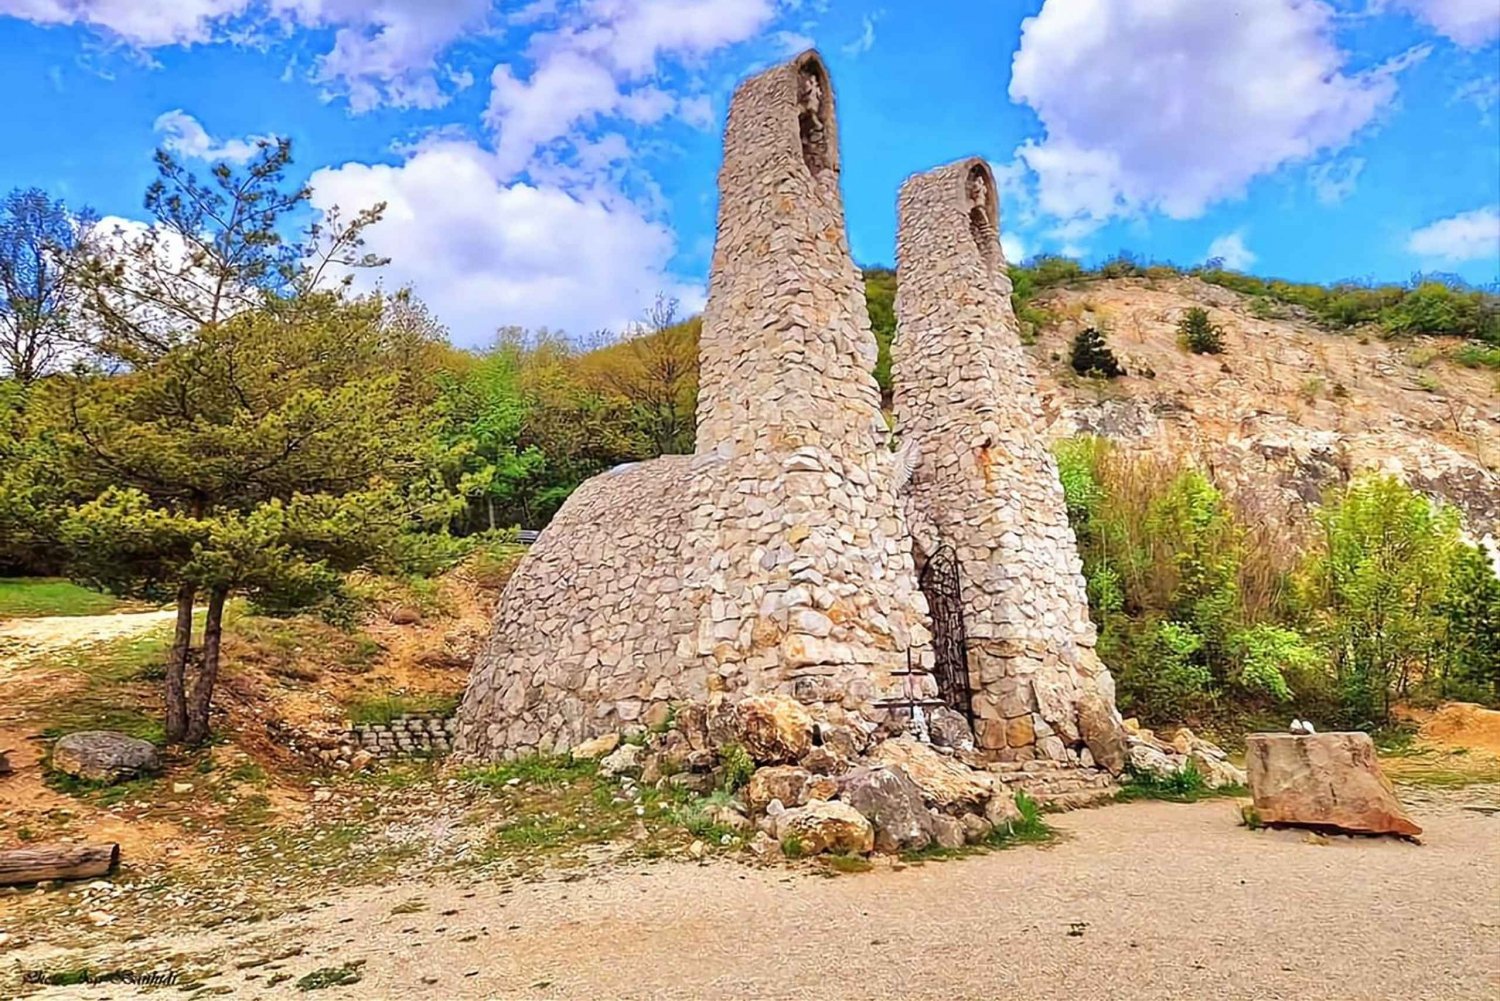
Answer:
[1,0,1497,346]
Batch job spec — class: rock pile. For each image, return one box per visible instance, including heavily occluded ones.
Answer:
[314,714,458,771]
[1125,720,1247,789]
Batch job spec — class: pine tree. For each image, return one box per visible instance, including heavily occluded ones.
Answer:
[1069,327,1125,378]
[1177,307,1225,354]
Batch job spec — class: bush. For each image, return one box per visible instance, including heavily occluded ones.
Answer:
[1069,328,1125,378]
[1227,624,1317,702]
[1177,307,1225,354]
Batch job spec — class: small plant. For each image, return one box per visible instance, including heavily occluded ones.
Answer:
[1415,372,1442,393]
[717,743,755,792]
[1453,343,1500,370]
[296,961,365,991]
[1177,307,1225,354]
[1117,759,1241,803]
[1069,327,1125,378]
[1298,377,1324,402]
[780,835,806,859]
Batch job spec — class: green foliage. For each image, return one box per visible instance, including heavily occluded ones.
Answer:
[1295,476,1470,724]
[1433,544,1500,700]
[0,576,120,617]
[1227,625,1314,703]
[1177,307,1225,354]
[1453,343,1500,369]
[717,742,755,792]
[1069,327,1125,378]
[346,693,459,726]
[863,267,897,400]
[1115,759,1246,803]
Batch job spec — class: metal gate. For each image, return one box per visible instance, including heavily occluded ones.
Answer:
[918,544,975,724]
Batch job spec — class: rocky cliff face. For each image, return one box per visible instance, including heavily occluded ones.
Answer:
[1028,276,1499,539]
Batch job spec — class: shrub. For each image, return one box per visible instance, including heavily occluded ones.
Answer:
[1177,307,1225,354]
[717,743,755,792]
[1453,343,1500,370]
[1227,624,1317,702]
[1069,327,1125,378]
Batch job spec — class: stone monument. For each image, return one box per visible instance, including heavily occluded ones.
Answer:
[454,52,1124,772]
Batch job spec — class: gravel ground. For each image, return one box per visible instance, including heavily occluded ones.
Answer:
[10,790,1499,1000]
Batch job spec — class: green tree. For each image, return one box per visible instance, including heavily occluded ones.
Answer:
[1177,306,1225,354]
[1435,544,1500,698]
[1296,476,1462,724]
[1069,327,1125,378]
[0,188,95,384]
[40,295,444,744]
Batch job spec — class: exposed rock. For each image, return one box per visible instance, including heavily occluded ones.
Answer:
[839,765,934,853]
[926,707,975,751]
[1246,732,1421,837]
[800,745,847,775]
[931,813,966,850]
[710,805,752,832]
[667,771,716,796]
[1076,691,1127,775]
[775,800,875,856]
[983,789,1023,830]
[746,766,813,813]
[806,776,838,801]
[869,738,993,813]
[960,812,993,844]
[571,733,621,760]
[733,695,814,765]
[388,606,423,626]
[598,743,644,778]
[50,732,161,785]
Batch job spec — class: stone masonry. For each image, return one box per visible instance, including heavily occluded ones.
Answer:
[893,159,1121,765]
[456,56,1121,768]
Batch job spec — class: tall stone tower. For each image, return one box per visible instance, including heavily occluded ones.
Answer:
[893,158,1123,767]
[686,50,932,709]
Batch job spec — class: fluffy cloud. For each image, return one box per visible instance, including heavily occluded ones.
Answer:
[270,0,493,111]
[1391,0,1500,48]
[308,141,701,345]
[1009,0,1412,229]
[0,0,253,46]
[484,0,778,174]
[154,110,273,164]
[1406,206,1500,262]
[1,0,490,111]
[1206,230,1257,271]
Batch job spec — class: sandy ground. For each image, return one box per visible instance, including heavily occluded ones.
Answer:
[8,790,1497,1001]
[0,611,174,677]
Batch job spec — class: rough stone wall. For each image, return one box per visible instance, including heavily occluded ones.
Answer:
[684,50,933,706]
[455,457,705,760]
[892,158,1118,763]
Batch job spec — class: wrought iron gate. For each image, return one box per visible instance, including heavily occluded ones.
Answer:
[918,544,975,724]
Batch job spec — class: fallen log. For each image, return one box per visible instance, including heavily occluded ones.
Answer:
[0,843,119,886]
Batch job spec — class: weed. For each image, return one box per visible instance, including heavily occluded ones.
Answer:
[1117,760,1245,803]
[823,853,873,874]
[296,961,365,991]
[463,755,595,790]
[780,835,806,859]
[717,743,755,792]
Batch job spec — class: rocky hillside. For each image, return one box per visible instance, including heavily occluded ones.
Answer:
[1024,275,1498,539]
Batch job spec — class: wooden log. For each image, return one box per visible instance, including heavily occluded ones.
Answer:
[0,843,120,886]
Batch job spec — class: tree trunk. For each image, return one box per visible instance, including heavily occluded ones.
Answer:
[184,586,227,746]
[487,496,497,533]
[164,583,196,745]
[0,843,119,886]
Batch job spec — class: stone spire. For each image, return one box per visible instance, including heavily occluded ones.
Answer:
[686,49,931,707]
[893,158,1123,767]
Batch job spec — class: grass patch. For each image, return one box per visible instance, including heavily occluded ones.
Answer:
[296,961,365,991]
[0,577,123,617]
[717,743,754,792]
[346,692,459,726]
[822,853,874,874]
[1453,343,1500,370]
[462,754,596,789]
[899,793,1054,863]
[1116,760,1246,803]
[43,771,159,807]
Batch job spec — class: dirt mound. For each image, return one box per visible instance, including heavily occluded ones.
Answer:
[1418,702,1500,757]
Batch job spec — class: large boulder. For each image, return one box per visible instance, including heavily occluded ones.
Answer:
[570,733,621,760]
[716,695,814,764]
[746,765,813,813]
[839,765,934,853]
[1246,732,1421,837]
[51,731,161,785]
[774,800,874,856]
[1076,691,1127,775]
[869,738,993,813]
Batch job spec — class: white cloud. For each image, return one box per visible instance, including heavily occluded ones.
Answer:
[1,0,491,111]
[269,0,493,112]
[841,12,878,57]
[308,141,702,345]
[1406,206,1500,263]
[1000,232,1027,265]
[153,109,273,164]
[483,0,780,174]
[0,0,253,46]
[1009,0,1413,230]
[1308,157,1365,205]
[1206,230,1257,271]
[1390,0,1500,48]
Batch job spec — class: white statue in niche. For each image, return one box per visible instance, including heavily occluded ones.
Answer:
[800,68,823,116]
[968,171,989,214]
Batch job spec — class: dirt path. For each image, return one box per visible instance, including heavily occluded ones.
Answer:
[0,610,173,676]
[7,791,1497,1000]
